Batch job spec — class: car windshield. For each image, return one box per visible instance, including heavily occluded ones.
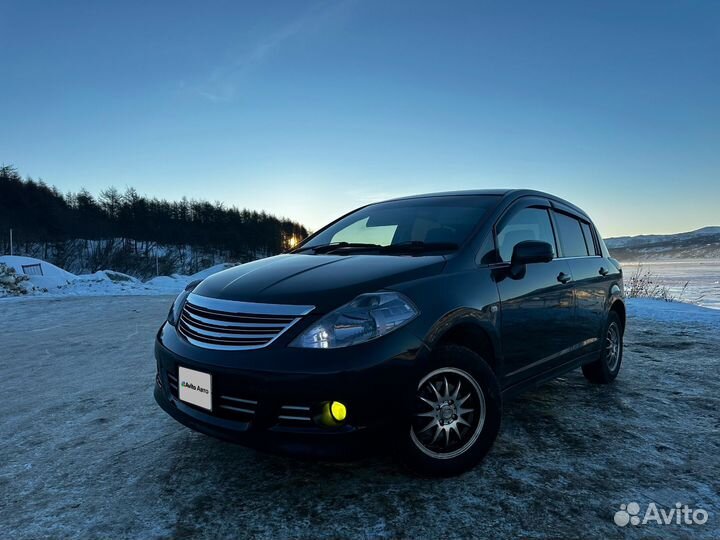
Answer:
[296,195,500,255]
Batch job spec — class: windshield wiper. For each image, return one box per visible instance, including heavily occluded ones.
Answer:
[379,241,459,253]
[292,240,459,255]
[292,241,383,254]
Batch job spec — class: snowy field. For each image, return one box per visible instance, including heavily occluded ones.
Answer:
[1,296,718,539]
[622,259,720,309]
[0,255,236,299]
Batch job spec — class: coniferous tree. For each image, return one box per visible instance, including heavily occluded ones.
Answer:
[0,165,308,277]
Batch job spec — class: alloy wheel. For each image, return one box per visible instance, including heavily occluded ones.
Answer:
[605,322,621,372]
[410,367,486,460]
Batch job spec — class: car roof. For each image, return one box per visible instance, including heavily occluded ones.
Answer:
[383,189,591,220]
[384,189,512,200]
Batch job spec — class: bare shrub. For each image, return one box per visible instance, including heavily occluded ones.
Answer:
[625,265,697,303]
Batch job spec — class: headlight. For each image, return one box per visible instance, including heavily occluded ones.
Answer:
[290,292,419,349]
[167,280,202,326]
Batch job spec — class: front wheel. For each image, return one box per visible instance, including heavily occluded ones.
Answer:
[402,345,501,476]
[582,311,624,384]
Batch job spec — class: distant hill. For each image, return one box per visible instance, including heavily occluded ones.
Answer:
[606,227,720,261]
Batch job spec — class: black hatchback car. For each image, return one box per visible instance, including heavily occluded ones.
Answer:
[155,189,624,475]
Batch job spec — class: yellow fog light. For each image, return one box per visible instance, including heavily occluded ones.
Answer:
[330,401,347,422]
[317,401,348,427]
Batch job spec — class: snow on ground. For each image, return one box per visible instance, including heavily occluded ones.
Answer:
[0,255,76,291]
[0,256,236,300]
[627,297,720,327]
[1,297,718,539]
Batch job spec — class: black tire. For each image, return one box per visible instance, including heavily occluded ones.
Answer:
[401,344,502,476]
[582,311,624,384]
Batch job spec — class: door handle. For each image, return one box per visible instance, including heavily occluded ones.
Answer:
[557,272,572,284]
[599,267,609,276]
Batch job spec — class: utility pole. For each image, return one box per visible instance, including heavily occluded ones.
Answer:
[9,228,13,256]
[156,249,159,276]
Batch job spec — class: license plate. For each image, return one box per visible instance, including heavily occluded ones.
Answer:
[178,366,212,411]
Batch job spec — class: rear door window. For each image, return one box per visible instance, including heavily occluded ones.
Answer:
[554,211,589,257]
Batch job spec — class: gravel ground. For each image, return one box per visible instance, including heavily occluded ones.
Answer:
[1,296,718,539]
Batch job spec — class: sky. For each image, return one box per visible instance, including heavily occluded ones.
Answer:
[1,0,718,237]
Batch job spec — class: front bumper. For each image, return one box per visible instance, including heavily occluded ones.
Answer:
[154,322,429,458]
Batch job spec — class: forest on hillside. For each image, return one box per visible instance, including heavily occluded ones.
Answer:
[0,166,308,278]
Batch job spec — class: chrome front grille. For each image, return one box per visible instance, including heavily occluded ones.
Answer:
[177,293,314,351]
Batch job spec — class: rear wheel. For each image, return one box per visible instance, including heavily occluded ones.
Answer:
[402,345,501,476]
[582,311,623,384]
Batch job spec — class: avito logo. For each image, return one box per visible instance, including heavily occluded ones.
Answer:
[614,502,709,527]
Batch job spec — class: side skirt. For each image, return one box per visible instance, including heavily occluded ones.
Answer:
[500,349,600,401]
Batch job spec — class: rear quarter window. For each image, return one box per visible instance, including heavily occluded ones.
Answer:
[580,221,598,255]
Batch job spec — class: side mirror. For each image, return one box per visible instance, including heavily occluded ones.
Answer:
[511,240,554,266]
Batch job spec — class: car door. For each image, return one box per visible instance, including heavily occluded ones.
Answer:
[551,208,606,354]
[492,199,576,385]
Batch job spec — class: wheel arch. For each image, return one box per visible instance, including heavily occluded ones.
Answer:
[609,298,626,332]
[426,317,501,374]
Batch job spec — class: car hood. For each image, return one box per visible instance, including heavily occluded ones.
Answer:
[193,253,446,313]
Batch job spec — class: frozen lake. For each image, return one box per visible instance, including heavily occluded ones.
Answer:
[621,260,720,310]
